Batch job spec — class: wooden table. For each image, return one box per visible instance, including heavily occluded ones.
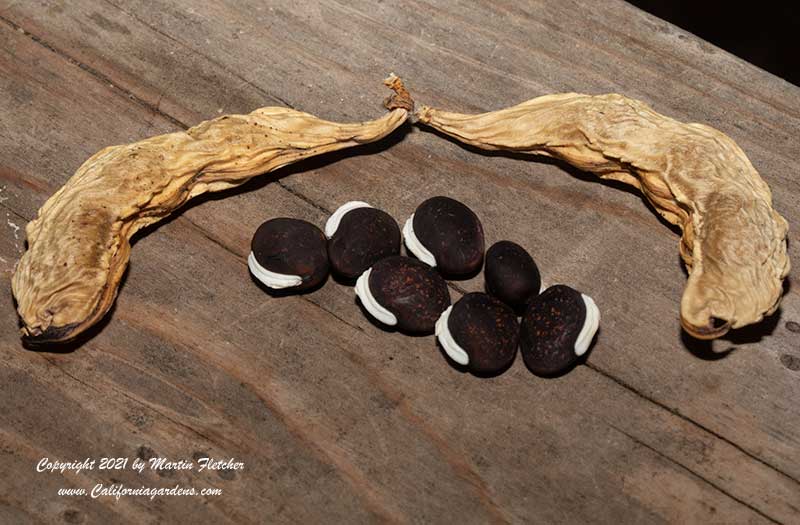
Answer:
[2,2,798,523]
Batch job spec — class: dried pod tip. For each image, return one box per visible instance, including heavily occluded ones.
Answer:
[681,316,731,340]
[383,74,414,113]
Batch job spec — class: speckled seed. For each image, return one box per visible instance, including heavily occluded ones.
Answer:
[438,293,519,374]
[327,206,401,279]
[520,285,600,376]
[405,196,485,276]
[363,256,450,333]
[485,241,541,313]
[249,218,329,291]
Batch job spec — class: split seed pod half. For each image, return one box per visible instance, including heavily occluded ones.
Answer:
[418,95,790,339]
[12,76,414,343]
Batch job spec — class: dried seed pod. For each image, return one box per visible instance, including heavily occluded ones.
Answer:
[520,285,600,376]
[325,201,401,279]
[403,196,485,277]
[418,96,789,339]
[249,218,329,292]
[485,240,541,313]
[12,76,413,343]
[435,292,519,374]
[355,256,450,333]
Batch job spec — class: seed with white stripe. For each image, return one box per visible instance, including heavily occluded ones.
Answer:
[249,218,329,292]
[326,202,400,279]
[436,293,518,374]
[520,285,600,375]
[356,256,450,333]
[403,196,484,277]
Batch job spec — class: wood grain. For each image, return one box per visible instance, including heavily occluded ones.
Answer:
[1,1,799,523]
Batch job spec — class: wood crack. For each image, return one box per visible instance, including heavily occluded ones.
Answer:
[99,373,220,448]
[579,6,800,123]
[17,355,245,523]
[297,294,512,524]
[588,362,800,487]
[335,0,798,157]
[40,355,104,395]
[303,296,365,333]
[181,216,246,262]
[608,423,782,524]
[0,13,187,130]
[275,181,332,215]
[0,202,27,223]
[100,0,297,111]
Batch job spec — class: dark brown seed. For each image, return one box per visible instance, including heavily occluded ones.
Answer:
[485,241,541,312]
[368,256,450,333]
[445,293,519,374]
[250,218,329,291]
[410,196,484,276]
[328,207,401,279]
[520,285,594,376]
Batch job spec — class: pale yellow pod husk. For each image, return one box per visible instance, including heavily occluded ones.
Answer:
[418,94,789,339]
[12,76,413,344]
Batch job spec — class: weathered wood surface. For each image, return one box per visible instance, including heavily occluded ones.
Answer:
[1,1,799,523]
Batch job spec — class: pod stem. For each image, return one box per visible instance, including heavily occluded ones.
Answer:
[383,74,414,113]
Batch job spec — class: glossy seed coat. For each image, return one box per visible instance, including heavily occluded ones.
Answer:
[251,218,329,291]
[328,207,400,279]
[368,256,450,333]
[485,241,541,313]
[446,293,519,374]
[520,285,589,375]
[411,196,485,276]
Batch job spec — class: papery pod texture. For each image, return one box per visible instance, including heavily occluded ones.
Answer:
[13,76,413,343]
[418,94,789,339]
